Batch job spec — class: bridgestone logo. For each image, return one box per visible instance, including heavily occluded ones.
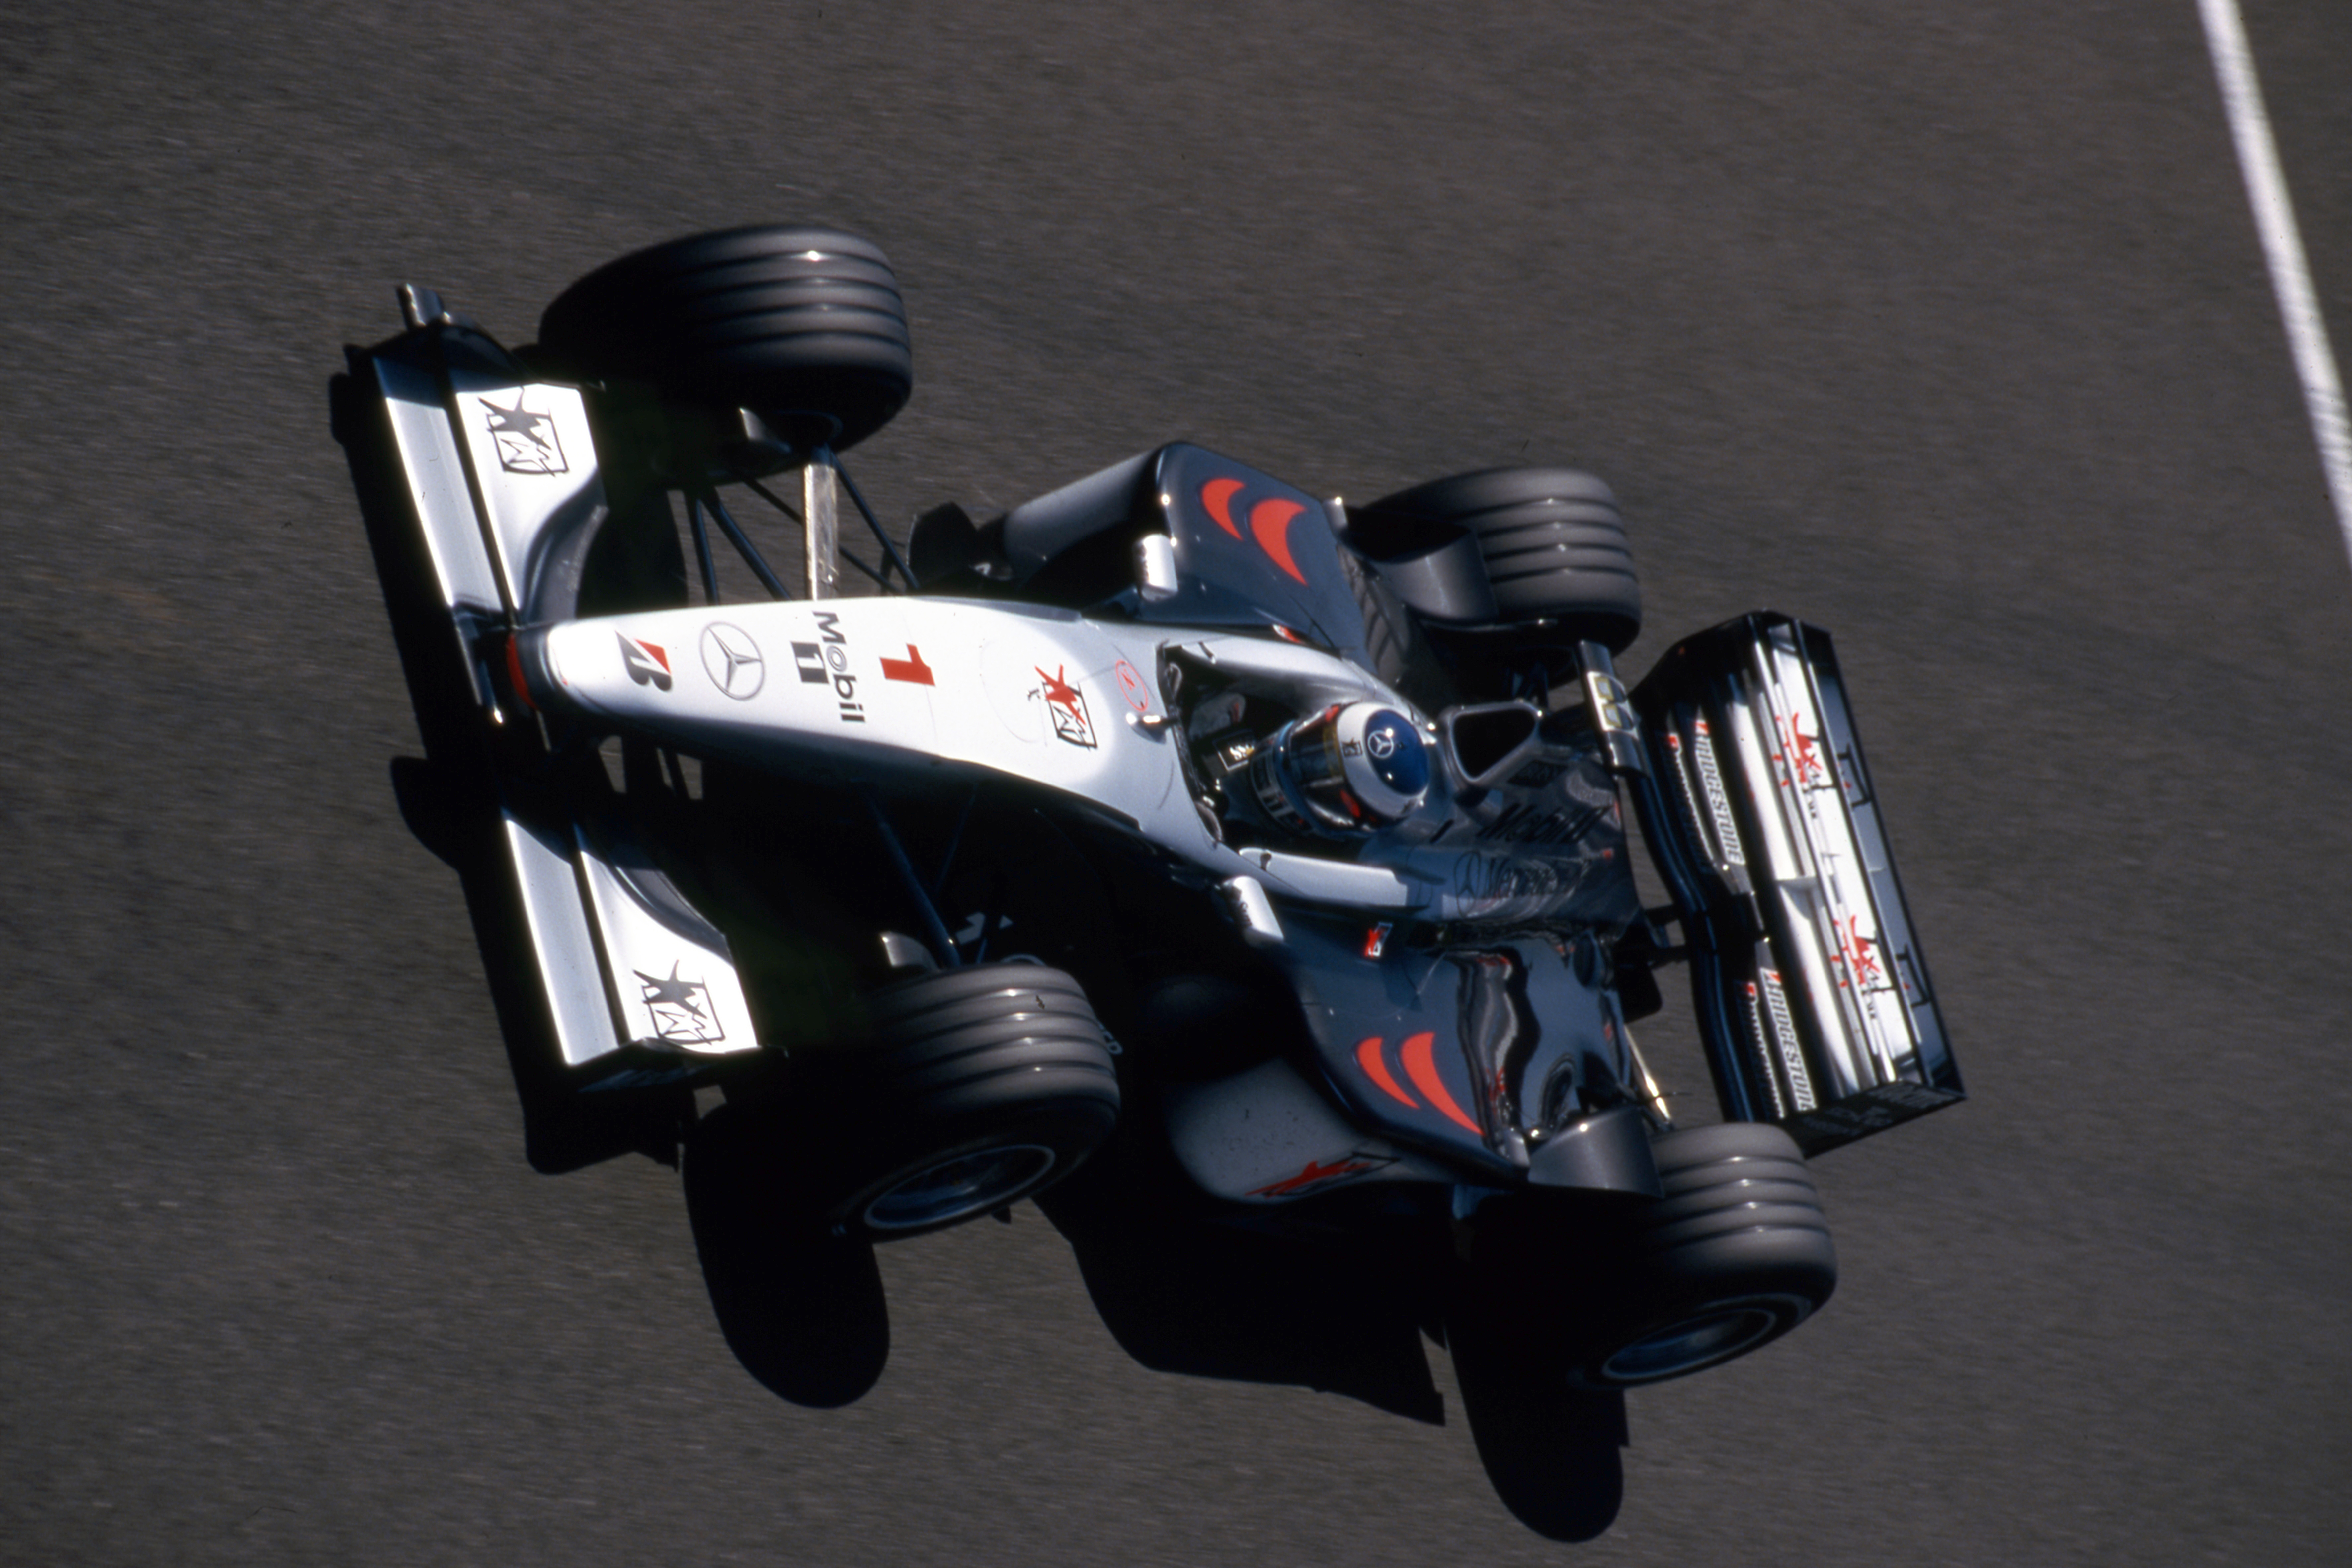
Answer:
[1760,969,1815,1111]
[1692,720,1745,867]
[1745,981,1789,1120]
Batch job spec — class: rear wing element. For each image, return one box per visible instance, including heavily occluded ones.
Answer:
[361,320,760,1084]
[1629,615,1960,1154]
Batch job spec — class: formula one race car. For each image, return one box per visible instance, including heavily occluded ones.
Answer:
[334,225,1961,1535]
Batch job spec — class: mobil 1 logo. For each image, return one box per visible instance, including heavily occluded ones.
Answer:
[793,610,865,724]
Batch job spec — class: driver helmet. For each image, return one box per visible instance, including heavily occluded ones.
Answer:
[1251,701,1430,834]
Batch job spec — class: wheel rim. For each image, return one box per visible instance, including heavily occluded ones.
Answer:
[1595,1296,1806,1386]
[861,1144,1058,1232]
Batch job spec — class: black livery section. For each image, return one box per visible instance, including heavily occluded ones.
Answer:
[1001,443,1371,655]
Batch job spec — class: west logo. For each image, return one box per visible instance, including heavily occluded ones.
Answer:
[1035,664,1095,749]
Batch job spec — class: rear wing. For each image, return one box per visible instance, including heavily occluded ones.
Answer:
[1629,614,1961,1154]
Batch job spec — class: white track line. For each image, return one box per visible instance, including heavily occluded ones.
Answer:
[2198,0,2352,564]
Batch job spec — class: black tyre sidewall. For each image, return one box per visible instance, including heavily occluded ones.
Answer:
[539,225,913,452]
[802,961,1120,1240]
[1451,1122,1836,1393]
[1571,1123,1835,1388]
[1364,465,1640,652]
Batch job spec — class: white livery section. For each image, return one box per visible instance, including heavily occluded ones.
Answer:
[535,597,1191,830]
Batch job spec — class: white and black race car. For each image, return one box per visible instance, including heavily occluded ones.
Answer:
[335,225,1960,1535]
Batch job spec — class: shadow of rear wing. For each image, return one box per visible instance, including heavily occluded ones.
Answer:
[1628,614,1961,1155]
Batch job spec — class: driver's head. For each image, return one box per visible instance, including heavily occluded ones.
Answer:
[1253,701,1431,833]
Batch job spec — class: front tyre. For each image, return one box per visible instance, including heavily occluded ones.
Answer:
[537,224,913,454]
[812,962,1121,1240]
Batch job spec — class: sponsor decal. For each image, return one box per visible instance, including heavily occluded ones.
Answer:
[1399,1031,1482,1134]
[1194,477,1310,585]
[1248,499,1307,584]
[1247,1152,1397,1199]
[618,634,672,691]
[880,644,935,685]
[1353,1033,1481,1135]
[1776,712,1830,790]
[1585,669,1640,734]
[635,961,724,1046]
[1836,915,1889,992]
[479,391,567,475]
[1835,738,1874,808]
[792,642,827,684]
[1743,981,1791,1119]
[1361,922,1392,960]
[1758,967,1815,1109]
[1113,658,1152,714]
[1355,1035,1418,1109]
[497,632,538,713]
[813,611,864,723]
[1035,663,1095,748]
[698,622,763,700]
[1200,476,1246,534]
[1691,719,1744,866]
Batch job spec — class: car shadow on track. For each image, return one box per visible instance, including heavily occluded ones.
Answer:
[1038,1131,1629,1542]
[681,1101,891,1408]
[387,748,1623,1535]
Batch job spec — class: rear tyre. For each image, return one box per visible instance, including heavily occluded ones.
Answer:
[810,962,1120,1240]
[1363,466,1640,653]
[1574,1121,1835,1387]
[538,224,912,453]
[1449,1121,1833,1409]
[1336,545,1456,715]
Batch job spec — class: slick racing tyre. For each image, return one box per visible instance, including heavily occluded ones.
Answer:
[1363,466,1639,653]
[538,224,912,453]
[1336,546,1456,716]
[1573,1121,1836,1387]
[1450,1122,1833,1401]
[812,961,1120,1241]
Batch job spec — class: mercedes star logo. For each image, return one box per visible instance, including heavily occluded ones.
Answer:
[1365,725,1398,760]
[700,622,765,700]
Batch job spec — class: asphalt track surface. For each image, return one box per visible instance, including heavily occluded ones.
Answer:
[6,2,2350,1562]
